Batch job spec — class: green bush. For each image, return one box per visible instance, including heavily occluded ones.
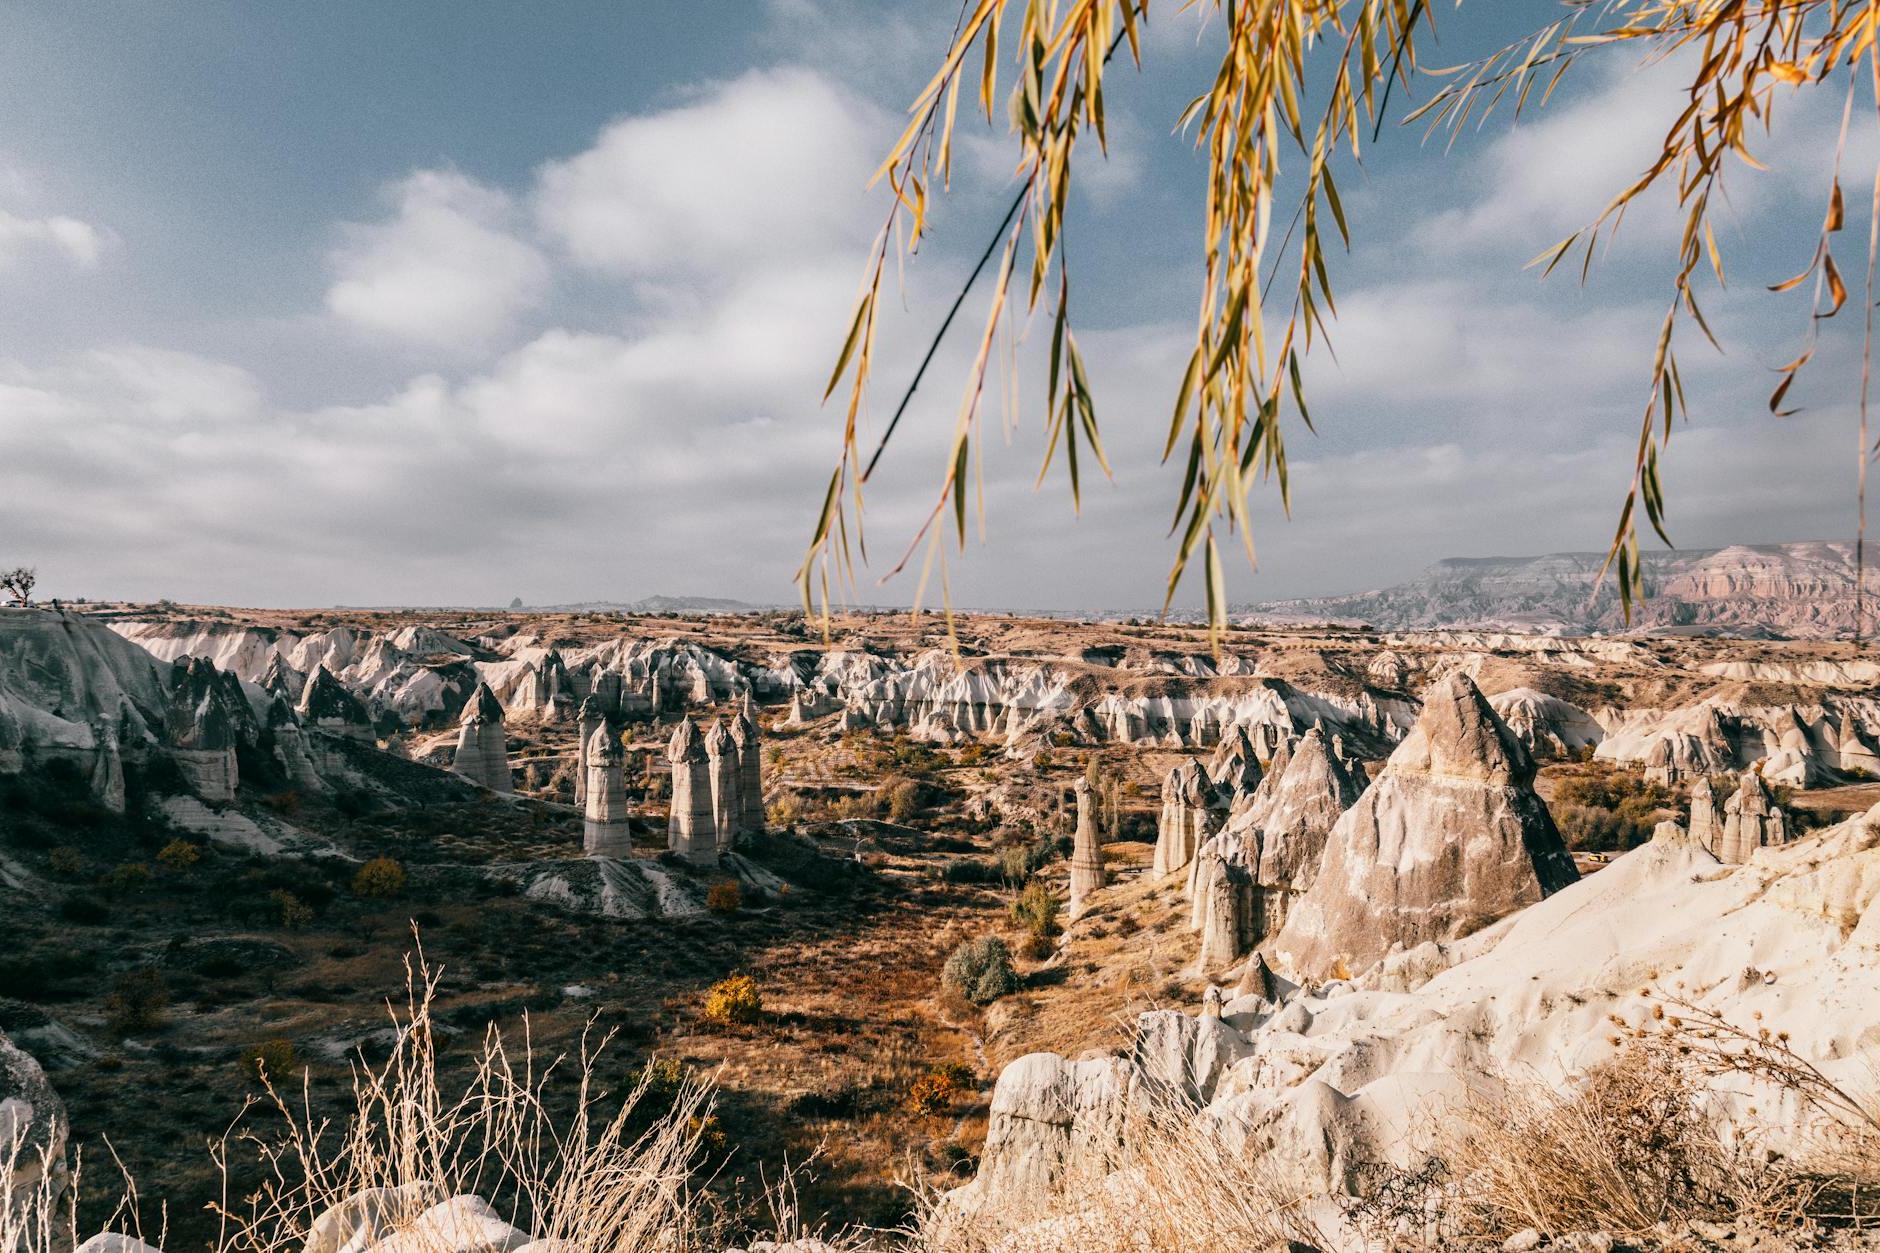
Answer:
[271,889,314,929]
[942,936,1018,1005]
[884,776,925,824]
[1010,881,1061,943]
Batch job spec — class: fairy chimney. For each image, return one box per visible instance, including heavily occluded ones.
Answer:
[452,683,512,794]
[582,722,632,857]
[666,716,718,864]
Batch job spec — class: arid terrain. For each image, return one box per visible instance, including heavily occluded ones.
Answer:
[4,600,1880,1250]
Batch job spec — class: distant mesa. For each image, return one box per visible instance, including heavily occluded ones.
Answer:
[1236,540,1872,639]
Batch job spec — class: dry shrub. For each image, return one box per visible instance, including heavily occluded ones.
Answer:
[705,880,742,915]
[702,974,763,1026]
[1443,1043,1732,1240]
[910,1104,1324,1252]
[1443,999,1880,1242]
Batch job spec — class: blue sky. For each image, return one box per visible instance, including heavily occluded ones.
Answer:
[0,1,1867,608]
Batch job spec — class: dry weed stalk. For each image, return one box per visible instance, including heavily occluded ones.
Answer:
[208,956,720,1253]
[1441,993,1880,1242]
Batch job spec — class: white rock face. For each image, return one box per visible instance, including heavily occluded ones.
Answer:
[1187,726,1366,966]
[1597,694,1880,787]
[0,608,169,772]
[1487,686,1604,758]
[665,716,716,864]
[962,808,1880,1218]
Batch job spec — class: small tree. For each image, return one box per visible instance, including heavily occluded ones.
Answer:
[1,567,35,606]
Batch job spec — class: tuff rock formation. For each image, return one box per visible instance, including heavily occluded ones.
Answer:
[1689,775,1722,852]
[87,719,126,814]
[1153,759,1216,877]
[1717,770,1789,864]
[582,722,632,858]
[957,808,1880,1227]
[1206,724,1263,797]
[1487,687,1604,758]
[574,695,604,806]
[731,695,764,838]
[166,657,240,803]
[267,696,323,793]
[666,716,716,864]
[0,1029,66,1197]
[1272,672,1578,980]
[1068,776,1106,918]
[704,720,742,849]
[1186,726,1366,967]
[298,664,374,740]
[452,683,511,794]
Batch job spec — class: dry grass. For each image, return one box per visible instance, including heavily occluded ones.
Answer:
[907,1104,1324,1252]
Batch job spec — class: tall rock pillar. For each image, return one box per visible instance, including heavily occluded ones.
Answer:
[732,695,764,837]
[666,717,718,864]
[582,723,632,857]
[574,695,604,806]
[452,683,512,794]
[1068,776,1107,918]
[705,720,742,851]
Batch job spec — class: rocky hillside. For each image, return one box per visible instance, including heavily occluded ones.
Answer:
[1241,541,1867,638]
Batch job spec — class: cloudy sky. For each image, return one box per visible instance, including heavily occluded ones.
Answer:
[0,1,1869,610]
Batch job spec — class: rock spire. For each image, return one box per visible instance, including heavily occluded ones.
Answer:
[1272,672,1578,980]
[452,683,511,794]
[582,722,632,857]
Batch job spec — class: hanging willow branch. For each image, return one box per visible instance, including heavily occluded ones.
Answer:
[805,0,1880,645]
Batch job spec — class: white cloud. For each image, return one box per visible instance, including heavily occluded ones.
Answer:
[0,208,110,269]
[326,169,549,351]
[534,67,881,278]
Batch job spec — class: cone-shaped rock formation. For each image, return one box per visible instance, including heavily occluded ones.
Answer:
[1272,672,1578,980]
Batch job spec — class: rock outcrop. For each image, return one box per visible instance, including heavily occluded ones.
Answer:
[666,717,716,864]
[1487,687,1604,758]
[582,722,632,858]
[298,664,374,740]
[267,696,323,793]
[1716,770,1789,864]
[960,809,1880,1226]
[573,696,604,805]
[452,683,511,794]
[1068,776,1106,918]
[1272,672,1578,980]
[1689,775,1722,851]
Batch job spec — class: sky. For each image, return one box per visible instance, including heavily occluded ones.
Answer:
[0,0,1871,610]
